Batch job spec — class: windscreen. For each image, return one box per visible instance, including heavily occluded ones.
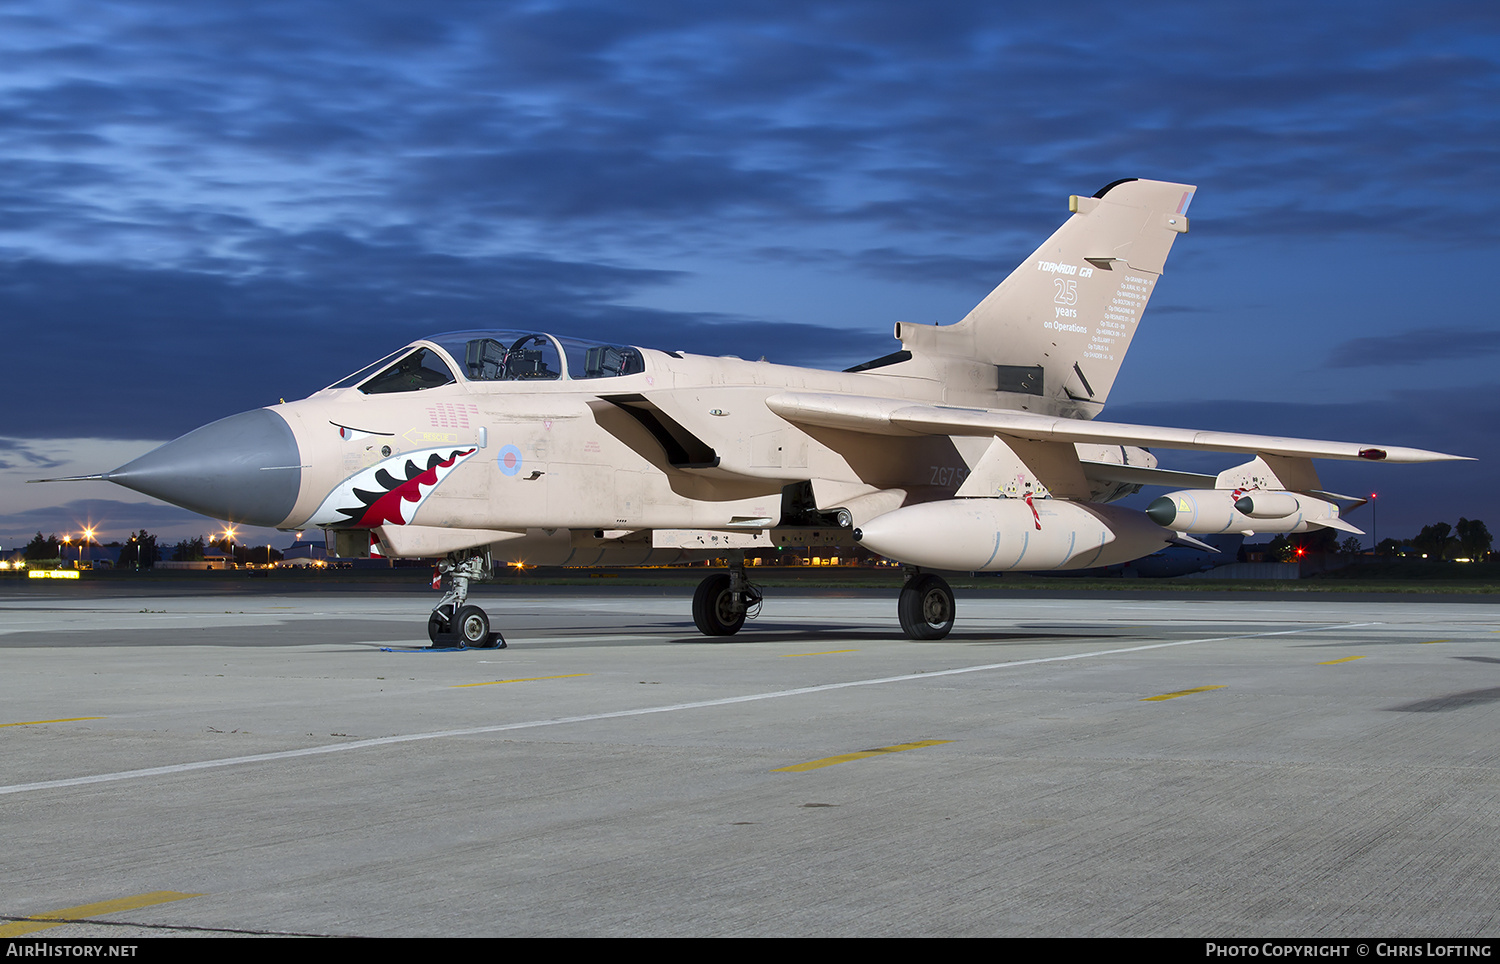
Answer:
[357,348,456,394]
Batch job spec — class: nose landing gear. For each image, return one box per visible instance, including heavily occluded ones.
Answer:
[429,550,505,649]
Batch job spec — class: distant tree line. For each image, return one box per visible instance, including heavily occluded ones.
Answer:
[1407,518,1491,561]
[174,536,206,561]
[117,530,159,567]
[170,534,283,565]
[16,530,284,567]
[1260,517,1491,563]
[22,532,63,560]
[14,516,1493,569]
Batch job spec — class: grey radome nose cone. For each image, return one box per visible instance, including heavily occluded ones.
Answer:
[1145,496,1176,527]
[105,408,302,527]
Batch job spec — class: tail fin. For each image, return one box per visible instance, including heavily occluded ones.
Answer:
[896,178,1195,417]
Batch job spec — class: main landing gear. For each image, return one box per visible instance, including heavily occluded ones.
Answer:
[897,567,955,640]
[692,554,763,636]
[429,550,505,649]
[686,557,952,640]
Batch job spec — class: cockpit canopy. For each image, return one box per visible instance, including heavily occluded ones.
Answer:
[327,330,646,395]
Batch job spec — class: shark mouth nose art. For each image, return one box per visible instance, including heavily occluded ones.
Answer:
[309,447,479,528]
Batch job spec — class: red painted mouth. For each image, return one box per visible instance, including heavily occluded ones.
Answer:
[334,448,476,528]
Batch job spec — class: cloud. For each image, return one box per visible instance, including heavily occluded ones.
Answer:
[0,439,67,472]
[0,0,1494,544]
[1326,328,1500,368]
[0,497,220,546]
[3,0,1497,262]
[399,149,817,224]
[752,245,1021,289]
[846,248,1018,287]
[0,238,893,439]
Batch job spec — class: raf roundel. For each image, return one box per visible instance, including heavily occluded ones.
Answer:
[497,444,523,477]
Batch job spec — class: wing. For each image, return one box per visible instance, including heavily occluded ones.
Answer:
[766,392,1469,464]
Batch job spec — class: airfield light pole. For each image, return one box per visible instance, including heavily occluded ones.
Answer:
[1371,493,1378,553]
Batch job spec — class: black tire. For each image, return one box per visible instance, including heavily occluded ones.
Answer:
[693,573,745,636]
[455,605,491,647]
[898,574,955,640]
[427,604,455,645]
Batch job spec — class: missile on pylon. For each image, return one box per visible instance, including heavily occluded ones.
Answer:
[852,499,1174,572]
[1144,489,1361,535]
[1233,492,1299,518]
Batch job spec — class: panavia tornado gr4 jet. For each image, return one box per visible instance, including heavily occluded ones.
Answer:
[46,178,1467,646]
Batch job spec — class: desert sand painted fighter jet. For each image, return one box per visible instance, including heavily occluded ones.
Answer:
[46,179,1467,645]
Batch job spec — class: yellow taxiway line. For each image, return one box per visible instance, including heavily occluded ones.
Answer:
[1318,655,1367,665]
[0,717,105,728]
[1141,685,1225,702]
[0,891,201,937]
[1,622,1375,797]
[774,739,951,772]
[452,674,590,688]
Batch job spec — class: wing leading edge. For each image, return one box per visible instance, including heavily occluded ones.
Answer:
[765,392,1470,464]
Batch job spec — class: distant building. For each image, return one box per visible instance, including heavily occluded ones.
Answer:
[76,545,123,569]
[280,541,329,567]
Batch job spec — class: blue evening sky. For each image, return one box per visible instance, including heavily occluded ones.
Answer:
[1,0,1495,548]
